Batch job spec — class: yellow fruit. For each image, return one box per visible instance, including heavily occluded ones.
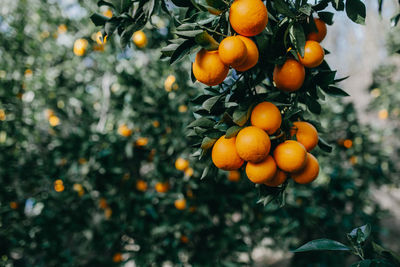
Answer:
[73,39,88,56]
[298,40,325,68]
[264,169,287,187]
[174,198,187,210]
[234,36,259,72]
[229,0,268,37]
[118,124,132,137]
[218,36,247,67]
[132,30,147,48]
[193,49,229,86]
[235,126,270,163]
[175,158,189,171]
[49,115,60,126]
[155,182,169,193]
[307,18,327,42]
[136,180,148,192]
[273,140,307,172]
[164,75,176,92]
[290,121,319,151]
[227,170,241,182]
[184,167,194,177]
[291,153,319,184]
[250,102,282,135]
[273,58,305,92]
[212,135,244,170]
[246,155,277,184]
[135,137,148,147]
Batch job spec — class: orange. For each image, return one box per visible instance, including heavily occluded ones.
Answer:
[229,0,268,37]
[307,18,327,42]
[273,59,305,92]
[193,49,229,86]
[298,40,324,68]
[234,36,259,72]
[227,170,241,182]
[73,39,88,56]
[184,167,194,177]
[264,169,287,187]
[112,253,123,263]
[135,137,148,147]
[118,124,132,137]
[273,140,307,172]
[136,180,148,192]
[246,155,277,184]
[180,235,189,243]
[218,36,247,67]
[291,153,319,184]
[175,158,189,171]
[235,126,271,163]
[9,202,18,209]
[155,182,169,193]
[174,198,187,210]
[250,102,282,135]
[212,135,244,170]
[132,30,147,48]
[290,121,318,151]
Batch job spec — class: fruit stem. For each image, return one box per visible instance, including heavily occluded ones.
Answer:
[270,131,284,140]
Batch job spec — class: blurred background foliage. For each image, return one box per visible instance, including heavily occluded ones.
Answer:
[0,0,399,266]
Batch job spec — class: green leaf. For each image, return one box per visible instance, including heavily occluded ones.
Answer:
[273,0,296,18]
[202,95,221,112]
[110,0,132,13]
[299,4,312,16]
[232,108,250,127]
[201,137,217,150]
[194,31,219,51]
[305,97,321,114]
[289,23,306,57]
[345,0,366,25]
[320,85,349,97]
[191,94,213,104]
[187,117,215,128]
[372,242,400,265]
[161,43,180,57]
[90,13,110,26]
[175,29,204,38]
[318,137,333,152]
[332,0,345,11]
[170,39,196,64]
[349,224,371,241]
[120,19,146,48]
[104,18,120,36]
[318,11,334,25]
[225,126,242,138]
[292,239,350,253]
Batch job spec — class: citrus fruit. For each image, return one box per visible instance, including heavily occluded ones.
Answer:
[229,0,268,37]
[132,30,147,48]
[290,121,319,151]
[218,36,247,67]
[264,169,287,187]
[175,158,189,171]
[250,102,282,135]
[291,153,319,184]
[227,170,241,182]
[307,18,327,42]
[118,124,132,137]
[234,36,259,72]
[136,180,148,192]
[235,126,271,163]
[273,140,307,172]
[273,58,305,92]
[193,49,229,86]
[184,167,194,177]
[174,198,187,210]
[112,253,123,263]
[73,39,88,56]
[212,135,244,170]
[246,155,277,184]
[298,40,325,68]
[135,137,148,147]
[155,182,169,193]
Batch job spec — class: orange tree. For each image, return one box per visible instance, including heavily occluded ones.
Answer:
[0,0,397,266]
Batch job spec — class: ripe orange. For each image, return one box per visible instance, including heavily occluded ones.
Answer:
[229,0,268,37]
[290,121,319,151]
[175,158,189,171]
[246,155,277,184]
[193,49,229,86]
[73,39,88,56]
[212,135,244,170]
[307,18,327,42]
[273,58,305,92]
[251,102,282,135]
[132,30,147,48]
[298,40,325,68]
[264,169,287,187]
[174,198,187,210]
[235,126,271,163]
[136,180,148,192]
[227,170,241,182]
[218,36,247,67]
[155,182,169,193]
[234,36,259,72]
[118,124,132,137]
[273,140,307,172]
[112,253,123,263]
[291,153,319,184]
[135,137,148,147]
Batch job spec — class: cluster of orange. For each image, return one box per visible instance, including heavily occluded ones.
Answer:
[212,101,320,186]
[273,18,327,92]
[193,0,267,86]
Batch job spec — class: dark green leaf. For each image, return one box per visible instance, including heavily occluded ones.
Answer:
[194,31,219,51]
[202,95,221,112]
[170,39,196,64]
[289,23,306,57]
[372,242,400,265]
[318,137,333,152]
[318,11,334,25]
[322,85,349,97]
[232,109,250,127]
[201,137,217,150]
[225,126,242,138]
[345,0,366,24]
[299,4,312,16]
[191,94,213,104]
[292,239,350,252]
[90,13,110,26]
[104,18,120,36]
[273,0,296,18]
[187,117,215,128]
